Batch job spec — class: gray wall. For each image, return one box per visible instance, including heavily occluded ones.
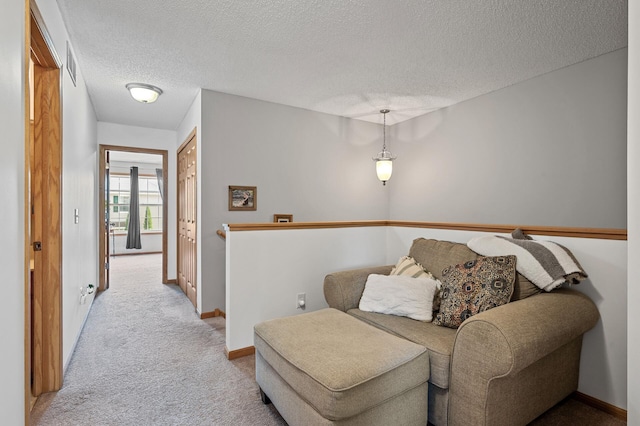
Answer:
[0,0,27,421]
[390,49,627,229]
[197,90,391,312]
[628,2,639,422]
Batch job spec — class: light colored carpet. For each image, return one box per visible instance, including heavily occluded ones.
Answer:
[30,253,285,426]
[31,254,625,425]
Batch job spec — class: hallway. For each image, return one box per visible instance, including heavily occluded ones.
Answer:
[30,254,284,425]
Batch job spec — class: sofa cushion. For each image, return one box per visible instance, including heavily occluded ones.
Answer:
[359,274,439,322]
[348,308,456,389]
[511,273,541,301]
[409,238,477,281]
[410,237,539,302]
[434,255,516,328]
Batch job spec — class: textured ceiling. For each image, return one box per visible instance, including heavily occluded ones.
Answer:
[55,0,627,129]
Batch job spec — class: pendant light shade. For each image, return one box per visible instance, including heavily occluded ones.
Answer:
[126,83,163,103]
[372,109,396,185]
[376,156,393,182]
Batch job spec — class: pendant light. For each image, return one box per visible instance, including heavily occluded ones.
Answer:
[372,109,396,185]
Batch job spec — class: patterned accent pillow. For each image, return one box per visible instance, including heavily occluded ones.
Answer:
[390,256,436,280]
[434,255,516,329]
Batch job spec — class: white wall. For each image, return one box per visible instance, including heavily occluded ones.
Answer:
[0,0,26,421]
[188,90,390,314]
[224,225,388,350]
[390,49,627,229]
[33,0,100,371]
[97,122,177,280]
[225,225,627,409]
[627,1,639,423]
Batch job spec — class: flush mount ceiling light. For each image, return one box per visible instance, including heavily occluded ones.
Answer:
[125,83,163,103]
[372,109,397,186]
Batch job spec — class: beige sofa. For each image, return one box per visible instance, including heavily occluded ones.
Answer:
[323,238,599,426]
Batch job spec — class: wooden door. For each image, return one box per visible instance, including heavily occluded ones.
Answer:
[29,9,63,397]
[178,129,197,308]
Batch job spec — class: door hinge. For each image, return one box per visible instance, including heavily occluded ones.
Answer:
[33,241,42,251]
[105,262,110,270]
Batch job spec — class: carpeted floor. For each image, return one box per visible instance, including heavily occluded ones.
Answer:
[30,253,285,425]
[31,254,624,425]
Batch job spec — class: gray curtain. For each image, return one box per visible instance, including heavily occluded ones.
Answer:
[155,168,164,201]
[126,166,142,249]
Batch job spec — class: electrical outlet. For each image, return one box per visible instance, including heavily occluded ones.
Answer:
[297,293,306,310]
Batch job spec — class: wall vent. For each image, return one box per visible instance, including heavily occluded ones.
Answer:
[66,41,77,86]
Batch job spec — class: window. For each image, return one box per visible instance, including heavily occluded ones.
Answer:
[109,173,162,232]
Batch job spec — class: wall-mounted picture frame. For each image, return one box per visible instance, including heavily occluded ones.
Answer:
[273,214,293,223]
[229,186,257,211]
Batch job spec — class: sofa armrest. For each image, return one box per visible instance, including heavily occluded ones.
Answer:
[449,288,599,425]
[454,288,598,374]
[323,265,394,312]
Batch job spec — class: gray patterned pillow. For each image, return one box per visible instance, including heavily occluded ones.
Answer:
[434,255,516,329]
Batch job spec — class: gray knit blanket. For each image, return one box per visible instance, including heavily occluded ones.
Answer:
[467,235,588,291]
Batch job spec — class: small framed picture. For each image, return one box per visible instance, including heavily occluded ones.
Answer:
[273,214,293,223]
[229,186,257,211]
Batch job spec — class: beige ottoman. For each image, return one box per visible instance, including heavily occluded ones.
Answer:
[254,308,430,426]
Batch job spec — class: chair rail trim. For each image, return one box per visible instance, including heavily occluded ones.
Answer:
[224,221,626,240]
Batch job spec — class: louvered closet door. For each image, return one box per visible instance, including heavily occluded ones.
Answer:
[178,131,197,308]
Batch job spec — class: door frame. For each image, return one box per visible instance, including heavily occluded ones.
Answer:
[25,0,64,410]
[98,145,169,290]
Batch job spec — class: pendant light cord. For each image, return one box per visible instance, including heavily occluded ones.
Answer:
[382,111,387,151]
[381,108,389,152]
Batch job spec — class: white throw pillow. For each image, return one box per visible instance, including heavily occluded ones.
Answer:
[359,274,439,322]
